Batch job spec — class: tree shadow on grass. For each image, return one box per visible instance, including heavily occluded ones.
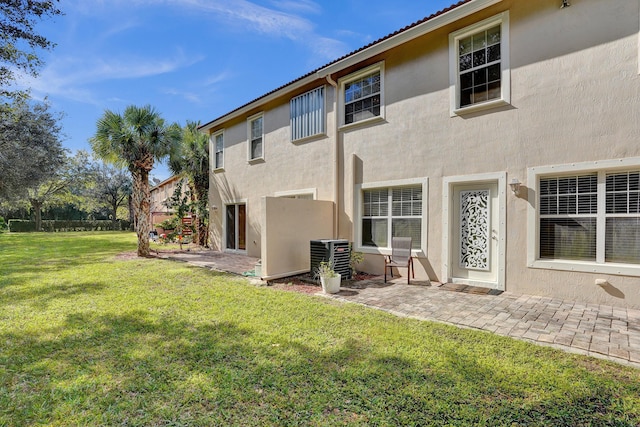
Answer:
[0,281,107,309]
[0,232,136,286]
[0,255,160,306]
[0,249,134,281]
[2,309,639,426]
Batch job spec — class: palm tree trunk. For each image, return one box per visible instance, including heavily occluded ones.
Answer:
[132,168,151,256]
[196,219,208,247]
[191,184,208,248]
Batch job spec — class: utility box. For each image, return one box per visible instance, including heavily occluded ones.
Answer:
[310,239,351,280]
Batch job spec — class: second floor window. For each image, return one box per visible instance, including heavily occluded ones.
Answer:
[290,86,325,141]
[340,63,384,126]
[248,115,263,160]
[449,12,510,115]
[458,24,501,108]
[214,131,224,169]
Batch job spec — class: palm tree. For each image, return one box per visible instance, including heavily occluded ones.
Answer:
[90,105,180,256]
[168,121,210,247]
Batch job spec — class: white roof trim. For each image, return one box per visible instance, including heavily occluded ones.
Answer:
[317,0,503,77]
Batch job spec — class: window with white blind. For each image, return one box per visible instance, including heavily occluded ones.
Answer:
[605,171,640,263]
[539,175,598,261]
[362,185,422,250]
[247,114,263,161]
[290,86,325,141]
[537,170,640,267]
[213,131,224,170]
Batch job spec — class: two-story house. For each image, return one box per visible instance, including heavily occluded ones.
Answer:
[150,176,190,233]
[200,0,640,309]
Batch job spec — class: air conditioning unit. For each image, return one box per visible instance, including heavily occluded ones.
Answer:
[310,239,351,280]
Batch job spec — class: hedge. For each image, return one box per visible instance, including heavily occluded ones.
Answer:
[8,220,132,233]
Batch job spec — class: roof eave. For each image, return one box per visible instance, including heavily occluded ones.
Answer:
[198,74,320,133]
[316,0,503,77]
[198,0,504,133]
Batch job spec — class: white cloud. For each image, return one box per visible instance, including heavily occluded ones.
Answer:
[177,0,312,40]
[22,52,204,104]
[162,88,202,104]
[175,0,346,62]
[203,71,232,87]
[270,0,321,15]
[64,0,347,63]
[309,37,349,64]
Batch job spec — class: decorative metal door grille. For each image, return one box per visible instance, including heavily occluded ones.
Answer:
[459,189,490,271]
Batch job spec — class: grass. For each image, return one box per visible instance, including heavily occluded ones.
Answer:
[1,232,640,426]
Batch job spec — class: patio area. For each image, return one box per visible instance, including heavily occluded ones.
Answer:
[155,248,259,275]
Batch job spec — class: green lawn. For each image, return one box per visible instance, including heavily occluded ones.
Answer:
[1,232,639,426]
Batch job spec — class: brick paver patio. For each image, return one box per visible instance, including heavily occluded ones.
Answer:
[329,278,640,368]
[157,249,259,275]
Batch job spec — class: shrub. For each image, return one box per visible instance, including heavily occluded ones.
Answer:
[350,243,364,275]
[8,220,131,232]
[8,220,37,232]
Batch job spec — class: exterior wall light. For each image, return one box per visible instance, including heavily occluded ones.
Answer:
[509,178,521,196]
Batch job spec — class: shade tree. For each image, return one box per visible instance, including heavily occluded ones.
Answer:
[90,105,181,257]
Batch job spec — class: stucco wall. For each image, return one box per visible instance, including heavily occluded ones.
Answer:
[261,197,334,279]
[207,0,640,308]
[208,85,338,257]
[339,0,640,307]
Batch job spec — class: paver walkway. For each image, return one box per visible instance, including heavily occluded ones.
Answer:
[330,278,640,368]
[156,249,259,275]
[157,250,640,368]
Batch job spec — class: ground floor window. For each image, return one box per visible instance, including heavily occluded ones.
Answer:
[538,170,639,265]
[361,185,422,250]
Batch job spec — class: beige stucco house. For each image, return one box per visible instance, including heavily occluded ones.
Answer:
[150,176,189,233]
[200,0,640,308]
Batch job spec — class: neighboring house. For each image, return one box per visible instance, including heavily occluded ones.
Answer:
[200,0,640,308]
[150,176,189,232]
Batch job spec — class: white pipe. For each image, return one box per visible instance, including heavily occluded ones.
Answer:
[326,74,339,239]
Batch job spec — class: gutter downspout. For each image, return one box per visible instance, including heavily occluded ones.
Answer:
[326,74,339,240]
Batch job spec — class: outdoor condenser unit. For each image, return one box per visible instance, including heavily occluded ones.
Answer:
[310,239,351,280]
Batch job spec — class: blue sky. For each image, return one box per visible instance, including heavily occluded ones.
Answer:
[23,0,455,181]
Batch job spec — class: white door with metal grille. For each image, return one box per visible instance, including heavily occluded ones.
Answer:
[451,182,499,287]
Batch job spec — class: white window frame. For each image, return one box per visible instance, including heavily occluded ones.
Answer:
[527,157,640,277]
[339,62,385,130]
[211,130,224,171]
[449,12,510,116]
[290,86,325,142]
[247,113,264,162]
[354,177,428,256]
